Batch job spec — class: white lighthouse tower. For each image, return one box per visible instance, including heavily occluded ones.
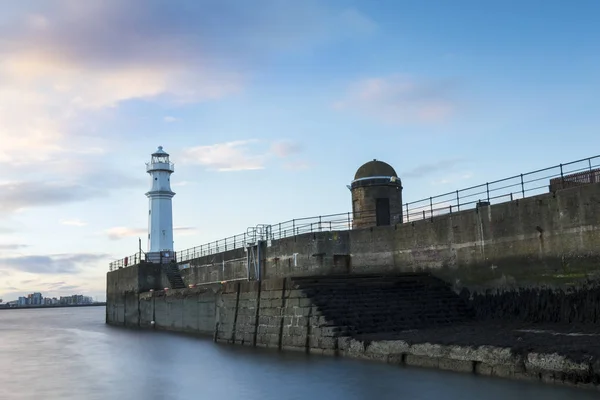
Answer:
[146,146,175,262]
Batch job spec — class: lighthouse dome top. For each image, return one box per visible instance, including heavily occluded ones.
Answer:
[152,146,169,156]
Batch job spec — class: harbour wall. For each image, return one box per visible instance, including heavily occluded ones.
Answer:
[106,182,600,390]
[179,182,600,301]
[106,276,600,391]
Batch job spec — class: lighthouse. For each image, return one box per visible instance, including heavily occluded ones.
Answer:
[146,146,175,261]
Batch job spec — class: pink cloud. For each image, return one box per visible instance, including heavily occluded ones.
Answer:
[333,74,457,124]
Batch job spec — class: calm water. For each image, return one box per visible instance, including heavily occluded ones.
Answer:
[0,307,596,400]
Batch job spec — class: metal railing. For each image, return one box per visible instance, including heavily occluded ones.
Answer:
[176,211,367,263]
[402,155,600,222]
[109,154,600,271]
[109,252,143,271]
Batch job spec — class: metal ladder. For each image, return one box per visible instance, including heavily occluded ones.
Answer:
[245,224,272,281]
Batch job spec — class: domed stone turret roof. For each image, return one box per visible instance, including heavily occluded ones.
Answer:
[354,159,398,180]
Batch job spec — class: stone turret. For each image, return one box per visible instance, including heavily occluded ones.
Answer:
[350,159,403,229]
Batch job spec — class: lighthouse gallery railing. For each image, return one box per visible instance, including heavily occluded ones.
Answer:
[109,154,600,271]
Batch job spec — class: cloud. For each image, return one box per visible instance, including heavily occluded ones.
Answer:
[105,227,146,241]
[432,172,474,186]
[56,284,79,291]
[0,253,107,274]
[0,1,245,165]
[270,141,303,158]
[284,161,313,171]
[0,1,377,164]
[403,159,464,178]
[106,226,196,240]
[0,167,144,215]
[0,244,28,250]
[182,139,304,171]
[60,219,87,227]
[174,227,197,236]
[163,116,179,123]
[182,140,266,171]
[0,181,100,213]
[333,74,457,124]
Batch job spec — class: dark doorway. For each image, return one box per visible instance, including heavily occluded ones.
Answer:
[376,198,391,226]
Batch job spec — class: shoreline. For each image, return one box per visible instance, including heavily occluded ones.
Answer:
[109,321,600,392]
[221,329,600,392]
[0,303,106,311]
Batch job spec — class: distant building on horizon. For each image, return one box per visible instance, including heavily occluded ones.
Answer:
[9,292,93,307]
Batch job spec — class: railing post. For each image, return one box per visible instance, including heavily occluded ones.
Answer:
[456,190,460,211]
[279,223,282,239]
[449,205,452,214]
[422,210,425,220]
[329,221,332,230]
[319,216,322,232]
[429,197,433,218]
[520,174,525,198]
[405,203,409,222]
[347,213,351,229]
[510,192,513,201]
[486,182,490,202]
[560,163,564,188]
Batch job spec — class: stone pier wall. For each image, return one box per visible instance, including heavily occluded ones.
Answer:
[114,279,331,352]
[106,276,600,391]
[177,183,600,296]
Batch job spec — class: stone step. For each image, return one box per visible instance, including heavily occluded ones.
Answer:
[292,273,473,339]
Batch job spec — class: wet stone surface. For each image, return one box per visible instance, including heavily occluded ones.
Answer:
[356,322,600,363]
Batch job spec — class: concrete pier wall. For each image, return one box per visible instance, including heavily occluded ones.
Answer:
[105,182,600,391]
[126,279,328,350]
[106,276,600,391]
[178,183,600,293]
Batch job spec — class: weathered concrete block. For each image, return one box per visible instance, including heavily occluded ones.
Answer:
[293,307,311,317]
[474,362,493,376]
[366,340,410,356]
[405,355,439,368]
[525,352,589,374]
[438,358,474,373]
[317,337,336,349]
[491,364,517,378]
[282,345,306,353]
[387,354,406,365]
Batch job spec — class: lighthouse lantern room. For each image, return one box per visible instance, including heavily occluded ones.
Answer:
[146,146,176,262]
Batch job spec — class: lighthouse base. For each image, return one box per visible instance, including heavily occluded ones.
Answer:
[146,251,176,264]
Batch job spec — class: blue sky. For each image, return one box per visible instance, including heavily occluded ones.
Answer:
[1,0,599,301]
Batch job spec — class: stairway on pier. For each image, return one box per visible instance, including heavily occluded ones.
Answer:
[292,273,474,339]
[163,263,186,289]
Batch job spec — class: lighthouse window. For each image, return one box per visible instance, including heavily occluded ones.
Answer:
[154,178,157,180]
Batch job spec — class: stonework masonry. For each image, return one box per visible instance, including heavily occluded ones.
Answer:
[179,182,600,294]
[106,276,600,391]
[106,182,600,391]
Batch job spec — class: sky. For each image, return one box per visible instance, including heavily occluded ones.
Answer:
[0,0,599,302]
